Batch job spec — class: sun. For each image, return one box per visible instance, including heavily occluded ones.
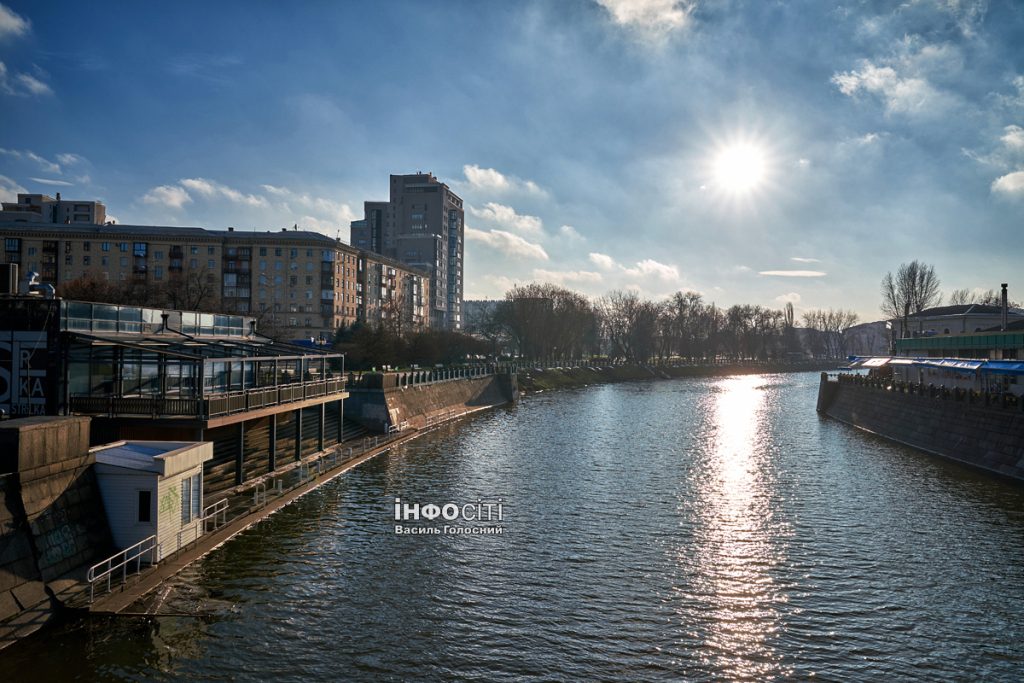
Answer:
[712,143,767,194]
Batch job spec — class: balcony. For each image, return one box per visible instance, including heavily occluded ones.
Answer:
[70,377,347,420]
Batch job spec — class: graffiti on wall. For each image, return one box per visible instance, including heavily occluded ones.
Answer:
[0,330,48,416]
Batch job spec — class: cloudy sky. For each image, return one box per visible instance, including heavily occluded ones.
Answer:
[1,1,1022,321]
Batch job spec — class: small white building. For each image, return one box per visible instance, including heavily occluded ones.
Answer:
[92,441,213,560]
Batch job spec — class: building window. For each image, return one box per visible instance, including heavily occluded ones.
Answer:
[275,260,283,271]
[305,275,313,285]
[289,275,297,286]
[259,247,267,256]
[154,266,163,280]
[120,257,128,267]
[101,256,108,266]
[133,242,147,257]
[189,258,198,268]
[65,255,73,265]
[154,251,164,260]
[83,255,90,266]
[83,241,90,252]
[208,259,215,269]
[138,490,152,523]
[102,242,110,252]
[4,238,20,252]
[119,242,129,252]
[191,246,199,255]
[208,246,215,255]
[306,249,313,257]
[275,248,282,257]
[27,247,36,256]
[181,474,201,524]
[290,248,298,258]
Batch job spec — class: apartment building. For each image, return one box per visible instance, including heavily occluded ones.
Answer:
[351,172,464,330]
[357,250,430,333]
[0,192,107,225]
[0,221,428,342]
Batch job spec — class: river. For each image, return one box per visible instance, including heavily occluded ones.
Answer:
[4,371,1024,681]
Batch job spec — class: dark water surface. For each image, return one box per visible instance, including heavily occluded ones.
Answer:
[4,372,1024,681]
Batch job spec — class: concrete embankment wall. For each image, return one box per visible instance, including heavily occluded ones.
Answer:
[519,361,844,393]
[345,374,517,432]
[0,416,114,647]
[818,375,1024,481]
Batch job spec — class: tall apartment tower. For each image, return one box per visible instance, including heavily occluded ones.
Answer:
[351,172,464,330]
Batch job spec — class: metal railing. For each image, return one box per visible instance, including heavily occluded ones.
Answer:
[203,498,229,532]
[86,534,159,603]
[253,482,267,508]
[69,376,347,419]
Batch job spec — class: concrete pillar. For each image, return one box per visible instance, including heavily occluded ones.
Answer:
[294,408,302,460]
[268,412,277,472]
[235,421,245,486]
[318,402,325,452]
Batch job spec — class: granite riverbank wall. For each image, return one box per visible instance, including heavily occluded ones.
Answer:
[817,373,1024,481]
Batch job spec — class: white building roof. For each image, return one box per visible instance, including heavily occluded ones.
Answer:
[92,440,212,477]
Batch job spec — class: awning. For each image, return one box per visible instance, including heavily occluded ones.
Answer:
[861,357,891,368]
[981,361,1024,375]
[918,359,983,372]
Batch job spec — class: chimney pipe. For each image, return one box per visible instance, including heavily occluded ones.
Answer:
[1001,283,1008,332]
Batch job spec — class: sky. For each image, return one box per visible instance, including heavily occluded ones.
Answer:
[1,0,1022,323]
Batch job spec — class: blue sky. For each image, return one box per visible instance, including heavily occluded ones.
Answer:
[1,0,1022,321]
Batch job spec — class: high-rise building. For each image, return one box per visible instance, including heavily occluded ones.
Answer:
[351,172,464,330]
[1,192,107,225]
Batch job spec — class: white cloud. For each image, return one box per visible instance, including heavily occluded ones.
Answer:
[28,177,73,187]
[0,62,52,97]
[461,164,545,198]
[261,184,358,225]
[622,258,679,281]
[56,153,87,166]
[464,164,510,191]
[832,62,945,116]
[0,4,30,40]
[468,202,543,236]
[759,270,827,277]
[596,0,695,38]
[141,184,193,209]
[466,227,549,260]
[790,257,820,263]
[991,171,1024,198]
[559,224,584,241]
[774,292,802,305]
[1001,125,1024,152]
[0,174,26,202]
[588,252,680,282]
[180,177,269,207]
[531,269,604,285]
[0,148,61,173]
[16,72,50,96]
[832,40,961,118]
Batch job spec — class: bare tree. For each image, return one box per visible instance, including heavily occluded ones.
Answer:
[880,261,942,319]
[802,308,860,358]
[948,287,1019,307]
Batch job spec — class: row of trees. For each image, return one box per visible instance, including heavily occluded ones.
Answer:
[465,283,860,364]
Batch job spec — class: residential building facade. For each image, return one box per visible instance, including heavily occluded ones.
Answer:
[351,172,464,330]
[0,221,429,342]
[0,193,107,225]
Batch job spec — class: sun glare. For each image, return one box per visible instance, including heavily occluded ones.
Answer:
[712,143,767,194]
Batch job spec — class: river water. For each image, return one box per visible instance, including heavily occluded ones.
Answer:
[4,371,1024,681]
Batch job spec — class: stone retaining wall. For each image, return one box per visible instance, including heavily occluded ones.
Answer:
[345,374,517,432]
[818,374,1024,481]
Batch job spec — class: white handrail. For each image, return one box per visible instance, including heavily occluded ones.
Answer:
[87,534,158,602]
[203,498,229,532]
